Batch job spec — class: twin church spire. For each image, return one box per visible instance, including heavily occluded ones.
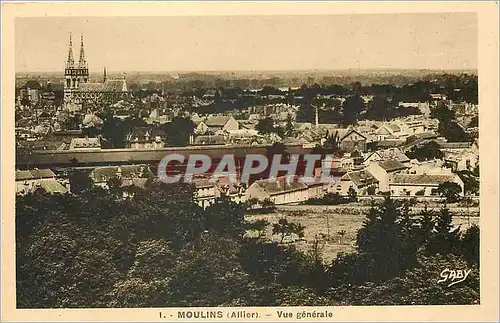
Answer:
[66,32,87,69]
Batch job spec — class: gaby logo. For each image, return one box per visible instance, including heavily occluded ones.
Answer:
[437,268,472,287]
[157,153,338,184]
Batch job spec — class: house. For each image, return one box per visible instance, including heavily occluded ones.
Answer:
[373,125,395,141]
[15,169,68,195]
[69,137,101,150]
[216,182,246,204]
[363,148,410,166]
[336,170,379,196]
[366,160,408,192]
[125,126,165,149]
[194,120,210,135]
[337,129,367,152]
[430,93,447,103]
[193,135,227,146]
[89,165,152,189]
[193,179,220,209]
[226,129,261,145]
[389,174,464,197]
[399,101,431,116]
[245,176,309,205]
[444,143,479,171]
[405,160,454,176]
[82,113,104,128]
[204,116,239,133]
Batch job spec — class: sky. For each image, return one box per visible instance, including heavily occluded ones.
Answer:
[15,13,477,73]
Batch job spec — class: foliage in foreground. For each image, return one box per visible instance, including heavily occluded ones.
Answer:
[16,184,479,308]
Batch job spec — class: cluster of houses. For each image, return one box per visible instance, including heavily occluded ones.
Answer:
[15,133,478,206]
[15,78,479,206]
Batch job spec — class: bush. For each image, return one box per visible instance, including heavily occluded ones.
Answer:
[304,193,349,205]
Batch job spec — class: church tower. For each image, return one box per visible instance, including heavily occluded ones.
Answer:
[64,32,89,102]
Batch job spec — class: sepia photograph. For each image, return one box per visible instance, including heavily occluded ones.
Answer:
[2,2,499,322]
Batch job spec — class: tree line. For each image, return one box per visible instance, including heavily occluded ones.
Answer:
[17,180,479,308]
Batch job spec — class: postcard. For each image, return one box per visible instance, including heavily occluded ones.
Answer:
[2,1,498,322]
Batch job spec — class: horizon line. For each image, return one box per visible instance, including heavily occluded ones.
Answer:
[16,67,478,74]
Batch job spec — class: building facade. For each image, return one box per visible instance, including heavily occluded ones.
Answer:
[63,33,129,106]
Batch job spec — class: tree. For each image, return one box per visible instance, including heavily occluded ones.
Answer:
[347,186,358,202]
[245,219,270,239]
[461,224,479,266]
[456,170,479,196]
[365,96,396,121]
[69,170,93,194]
[342,94,364,125]
[337,230,347,244]
[439,121,470,142]
[204,198,246,240]
[272,218,305,243]
[261,198,277,212]
[284,114,295,137]
[328,253,479,305]
[296,103,314,123]
[163,116,196,147]
[366,186,376,195]
[431,104,455,121]
[355,197,405,282]
[437,181,462,203]
[107,176,123,190]
[430,104,469,142]
[468,116,478,128]
[425,207,462,256]
[256,117,283,136]
[406,141,444,161]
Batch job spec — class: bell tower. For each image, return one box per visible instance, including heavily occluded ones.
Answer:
[64,32,89,103]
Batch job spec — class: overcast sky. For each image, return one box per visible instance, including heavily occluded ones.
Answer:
[15,13,477,73]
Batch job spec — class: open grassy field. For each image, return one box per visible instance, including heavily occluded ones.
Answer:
[245,204,480,263]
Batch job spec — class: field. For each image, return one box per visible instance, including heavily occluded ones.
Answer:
[245,204,480,262]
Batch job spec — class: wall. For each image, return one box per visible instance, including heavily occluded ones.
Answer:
[390,184,438,197]
[272,189,308,205]
[366,162,389,192]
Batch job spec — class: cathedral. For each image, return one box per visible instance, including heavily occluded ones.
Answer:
[64,33,129,106]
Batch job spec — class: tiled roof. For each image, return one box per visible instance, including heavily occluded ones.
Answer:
[78,83,105,92]
[90,165,151,182]
[389,124,401,132]
[40,179,67,194]
[78,79,126,92]
[82,114,103,126]
[103,80,126,92]
[390,174,457,186]
[375,148,410,163]
[339,129,367,141]
[342,170,378,186]
[205,116,231,127]
[193,179,215,189]
[16,170,35,181]
[378,160,407,172]
[376,140,406,148]
[16,169,55,181]
[254,176,308,195]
